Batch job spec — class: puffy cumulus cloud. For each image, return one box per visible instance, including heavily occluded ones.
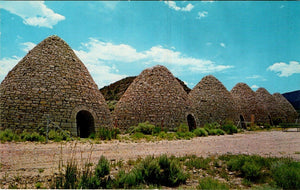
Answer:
[197,11,208,19]
[251,85,259,89]
[84,63,127,88]
[74,38,233,80]
[164,1,194,12]
[0,1,65,28]
[267,61,300,77]
[74,38,146,64]
[0,56,21,81]
[21,42,36,52]
[220,43,226,48]
[143,45,233,73]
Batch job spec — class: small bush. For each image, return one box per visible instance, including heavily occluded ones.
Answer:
[185,156,211,170]
[134,122,156,135]
[193,128,208,137]
[96,127,119,140]
[0,129,20,142]
[20,131,45,142]
[216,129,225,135]
[221,123,238,134]
[197,177,229,190]
[63,160,78,189]
[177,123,189,133]
[271,160,300,189]
[48,130,70,142]
[158,131,167,139]
[130,132,145,140]
[242,161,262,181]
[95,155,110,178]
[35,182,42,189]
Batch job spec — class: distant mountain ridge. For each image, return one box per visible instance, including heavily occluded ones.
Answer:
[100,76,191,101]
[282,90,300,111]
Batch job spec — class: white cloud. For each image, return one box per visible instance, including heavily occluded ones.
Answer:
[73,38,234,86]
[0,37,233,87]
[246,75,267,81]
[74,38,147,64]
[220,43,226,48]
[102,2,118,10]
[164,1,194,12]
[251,85,259,89]
[21,42,36,52]
[0,1,65,28]
[197,11,208,19]
[0,56,21,80]
[267,61,300,77]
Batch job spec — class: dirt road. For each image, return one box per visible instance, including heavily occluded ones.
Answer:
[0,130,299,188]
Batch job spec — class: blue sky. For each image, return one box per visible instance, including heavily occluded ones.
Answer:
[0,1,299,94]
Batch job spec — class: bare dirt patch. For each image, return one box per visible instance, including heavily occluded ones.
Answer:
[0,130,299,188]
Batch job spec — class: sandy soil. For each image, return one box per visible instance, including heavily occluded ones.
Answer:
[0,130,299,188]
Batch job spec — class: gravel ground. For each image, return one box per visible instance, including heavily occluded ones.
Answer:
[0,130,299,188]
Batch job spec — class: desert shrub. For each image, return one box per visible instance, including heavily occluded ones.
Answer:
[177,123,189,133]
[152,126,161,135]
[0,129,20,142]
[216,129,225,135]
[130,132,145,140]
[221,123,238,134]
[185,156,211,170]
[241,160,262,181]
[133,122,156,135]
[63,160,78,189]
[95,155,110,178]
[197,177,229,190]
[96,127,119,140]
[117,168,143,188]
[271,160,300,189]
[225,154,282,183]
[193,128,208,137]
[158,131,167,139]
[116,154,187,188]
[20,131,45,142]
[175,131,195,140]
[78,166,94,189]
[139,156,161,184]
[48,130,71,142]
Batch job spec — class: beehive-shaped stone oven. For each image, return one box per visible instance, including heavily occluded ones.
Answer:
[255,88,285,125]
[113,65,195,131]
[0,35,112,137]
[230,83,269,125]
[188,75,239,126]
[273,93,298,123]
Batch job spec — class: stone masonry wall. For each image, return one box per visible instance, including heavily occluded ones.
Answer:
[113,65,194,131]
[0,36,112,135]
[188,75,239,126]
[230,83,269,124]
[273,93,298,123]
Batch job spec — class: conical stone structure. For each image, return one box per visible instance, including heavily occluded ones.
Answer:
[113,65,195,131]
[188,75,239,126]
[0,35,112,137]
[230,83,269,125]
[255,88,285,125]
[273,93,298,123]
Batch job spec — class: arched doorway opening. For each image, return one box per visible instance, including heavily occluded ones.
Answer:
[240,115,246,129]
[76,110,95,138]
[187,114,196,131]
